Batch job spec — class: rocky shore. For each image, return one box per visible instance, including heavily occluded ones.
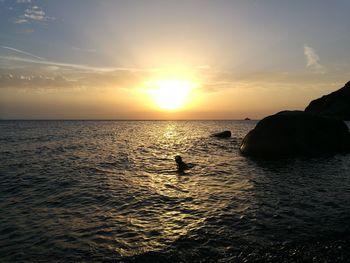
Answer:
[240,81,350,157]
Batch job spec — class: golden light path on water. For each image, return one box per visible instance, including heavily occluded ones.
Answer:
[104,122,254,256]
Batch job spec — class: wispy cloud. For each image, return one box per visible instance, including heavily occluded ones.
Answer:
[304,45,326,73]
[0,55,148,72]
[1,46,44,60]
[0,66,149,90]
[15,18,29,24]
[16,0,31,3]
[0,52,156,90]
[24,6,54,22]
[0,72,76,89]
[198,69,346,94]
[15,5,55,24]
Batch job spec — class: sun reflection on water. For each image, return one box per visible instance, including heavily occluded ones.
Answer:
[103,121,255,257]
[3,121,350,261]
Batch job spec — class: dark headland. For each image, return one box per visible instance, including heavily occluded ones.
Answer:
[305,81,350,120]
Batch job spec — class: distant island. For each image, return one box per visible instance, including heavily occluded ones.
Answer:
[305,81,350,120]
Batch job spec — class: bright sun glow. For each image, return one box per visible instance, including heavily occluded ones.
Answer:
[147,79,193,110]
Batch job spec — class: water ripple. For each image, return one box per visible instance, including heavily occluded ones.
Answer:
[1,120,350,261]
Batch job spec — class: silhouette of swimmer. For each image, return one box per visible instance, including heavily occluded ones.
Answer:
[175,155,194,172]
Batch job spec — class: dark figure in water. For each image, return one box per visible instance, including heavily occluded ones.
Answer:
[175,155,189,172]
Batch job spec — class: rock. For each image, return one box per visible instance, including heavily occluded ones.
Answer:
[240,111,350,157]
[305,81,350,120]
[244,117,251,121]
[211,130,231,138]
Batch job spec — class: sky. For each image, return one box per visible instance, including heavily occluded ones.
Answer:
[1,0,350,120]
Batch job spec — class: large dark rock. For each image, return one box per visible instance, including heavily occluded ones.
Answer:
[305,81,350,120]
[211,130,231,138]
[240,111,350,157]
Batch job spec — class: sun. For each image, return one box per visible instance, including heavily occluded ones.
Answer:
[147,79,193,110]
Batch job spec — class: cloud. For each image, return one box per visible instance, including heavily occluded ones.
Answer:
[0,67,149,91]
[15,5,55,24]
[0,52,156,74]
[0,55,140,73]
[15,18,29,24]
[198,68,347,94]
[304,45,326,73]
[0,72,77,89]
[24,6,54,21]
[16,0,31,3]
[1,46,44,60]
[0,54,151,90]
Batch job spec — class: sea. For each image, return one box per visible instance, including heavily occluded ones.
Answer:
[1,120,350,262]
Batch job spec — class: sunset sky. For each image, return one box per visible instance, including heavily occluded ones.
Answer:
[1,0,350,119]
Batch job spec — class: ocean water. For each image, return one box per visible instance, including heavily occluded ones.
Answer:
[1,120,350,262]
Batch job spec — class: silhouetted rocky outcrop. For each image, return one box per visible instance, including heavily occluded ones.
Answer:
[305,81,350,120]
[240,111,350,157]
[211,130,231,138]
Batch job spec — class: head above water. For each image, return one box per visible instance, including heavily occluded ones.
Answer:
[175,155,182,164]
